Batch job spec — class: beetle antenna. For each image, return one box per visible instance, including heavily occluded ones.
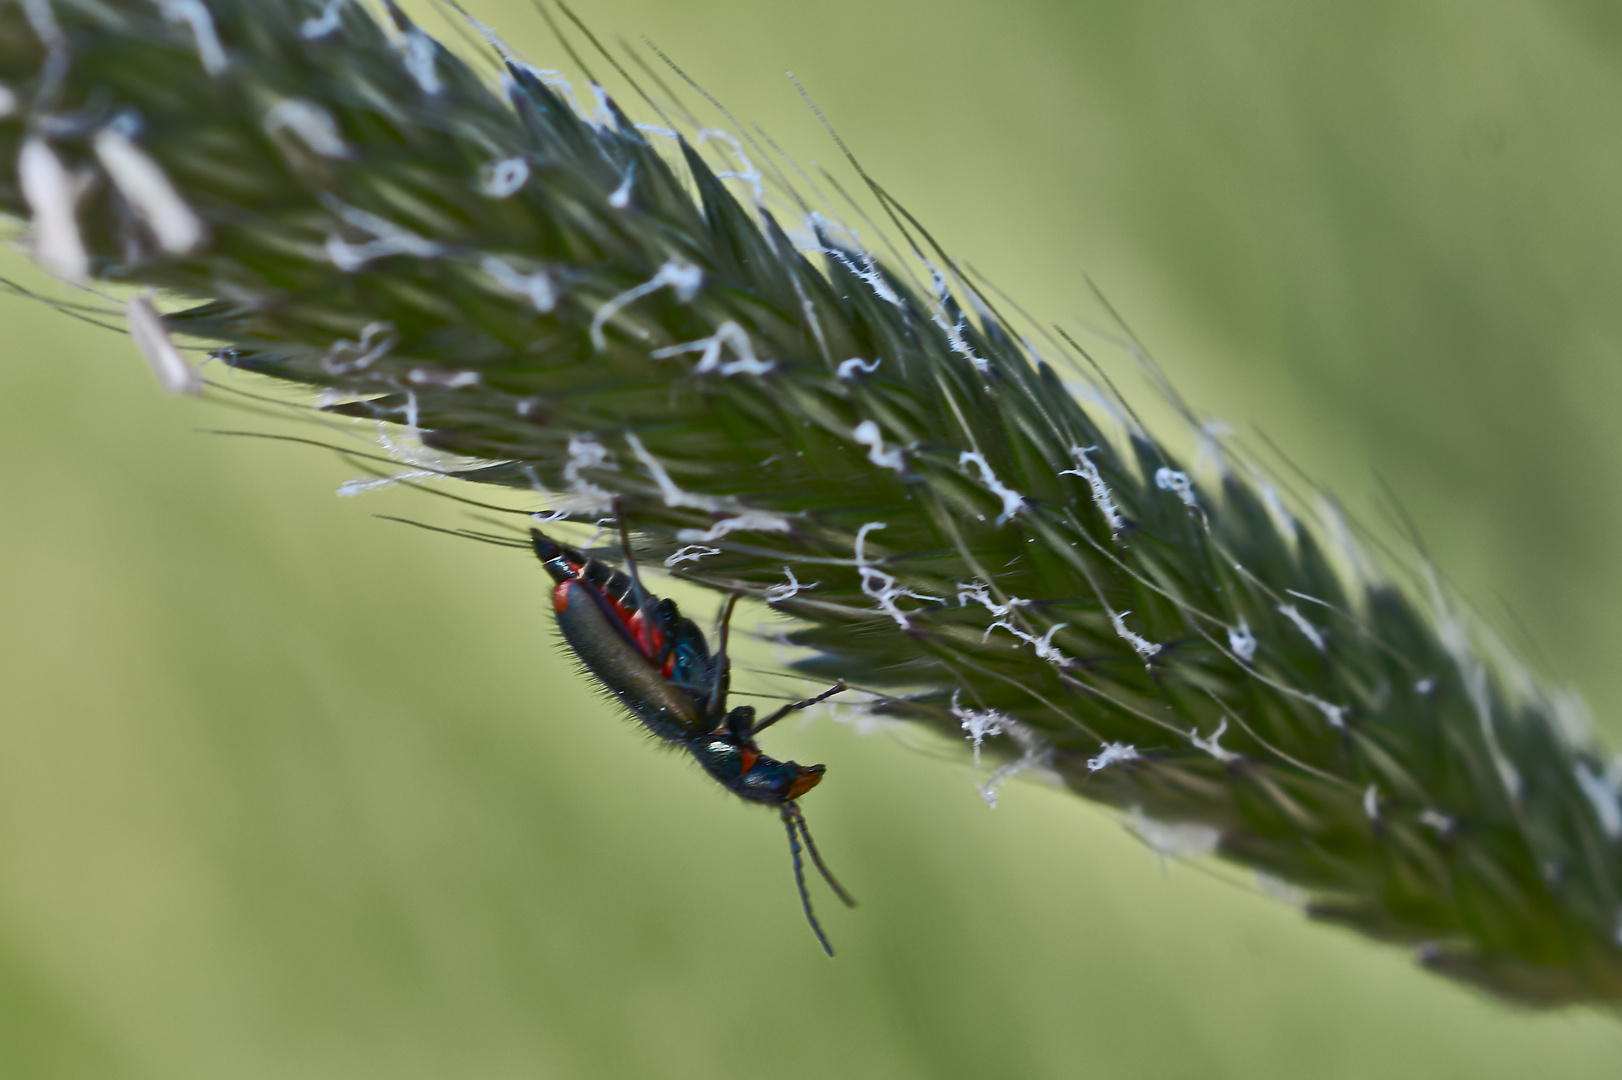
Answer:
[709,592,740,716]
[749,681,847,735]
[789,801,857,908]
[782,804,836,957]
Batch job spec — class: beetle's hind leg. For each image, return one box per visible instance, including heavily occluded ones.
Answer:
[612,498,654,617]
[707,592,741,716]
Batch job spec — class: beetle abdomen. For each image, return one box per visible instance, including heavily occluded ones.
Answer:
[553,579,704,741]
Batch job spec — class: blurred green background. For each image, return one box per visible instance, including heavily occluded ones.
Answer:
[4,0,1622,1075]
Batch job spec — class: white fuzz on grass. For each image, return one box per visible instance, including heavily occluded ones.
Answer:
[1192,719,1239,763]
[663,545,721,567]
[625,432,726,513]
[1154,467,1198,508]
[676,513,793,543]
[590,259,703,351]
[853,420,906,474]
[651,321,774,376]
[479,157,530,198]
[838,357,880,380]
[765,568,817,603]
[19,137,88,282]
[1228,618,1257,662]
[480,256,557,313]
[1276,603,1326,653]
[1061,445,1125,535]
[126,295,202,395]
[958,451,1025,525]
[607,166,635,209]
[1575,761,1622,841]
[158,0,228,75]
[854,522,940,630]
[94,127,205,255]
[400,26,441,96]
[1128,808,1221,862]
[1087,742,1139,772]
[322,197,442,271]
[986,617,1071,667]
[298,0,344,39]
[1109,609,1161,661]
[977,723,1051,808]
[263,98,347,158]
[957,582,1031,620]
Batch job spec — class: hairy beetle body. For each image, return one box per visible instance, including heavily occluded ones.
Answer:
[531,524,854,954]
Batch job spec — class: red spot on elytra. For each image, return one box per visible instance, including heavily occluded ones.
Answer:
[559,562,670,667]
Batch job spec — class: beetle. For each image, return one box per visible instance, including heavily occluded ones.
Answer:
[530,522,854,955]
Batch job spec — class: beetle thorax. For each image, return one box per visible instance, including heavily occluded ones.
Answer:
[687,736,825,805]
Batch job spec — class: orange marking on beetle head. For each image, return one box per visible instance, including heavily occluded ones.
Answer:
[785,765,825,801]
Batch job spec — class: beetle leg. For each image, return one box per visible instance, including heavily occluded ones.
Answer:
[707,592,740,717]
[722,705,757,737]
[613,499,654,621]
[749,681,847,735]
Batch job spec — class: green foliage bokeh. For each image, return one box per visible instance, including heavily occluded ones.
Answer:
[2,0,1621,1075]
